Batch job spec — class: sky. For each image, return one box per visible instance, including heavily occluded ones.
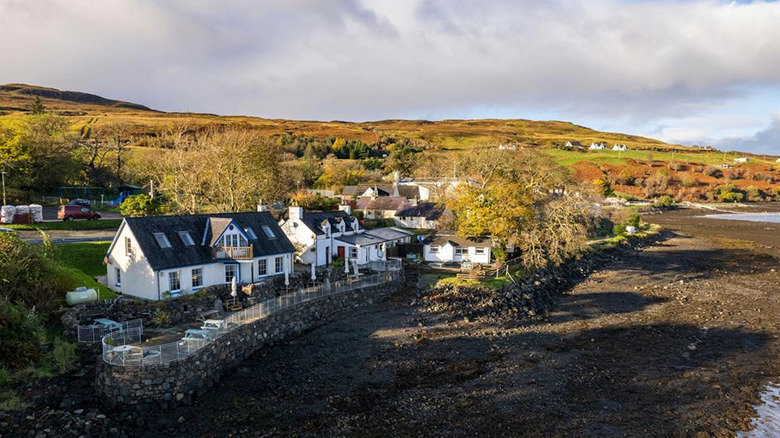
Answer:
[1,0,779,154]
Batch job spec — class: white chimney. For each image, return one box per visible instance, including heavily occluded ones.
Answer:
[289,203,303,220]
[338,203,352,215]
[257,198,267,212]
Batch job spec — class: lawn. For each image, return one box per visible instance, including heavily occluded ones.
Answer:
[54,242,116,299]
[543,147,778,168]
[5,219,122,231]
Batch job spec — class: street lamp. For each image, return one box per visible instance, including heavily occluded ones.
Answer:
[1,171,6,206]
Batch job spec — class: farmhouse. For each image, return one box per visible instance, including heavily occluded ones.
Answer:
[105,212,296,301]
[423,234,492,265]
[612,144,628,151]
[589,143,606,150]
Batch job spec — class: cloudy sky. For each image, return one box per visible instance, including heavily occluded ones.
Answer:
[1,0,779,154]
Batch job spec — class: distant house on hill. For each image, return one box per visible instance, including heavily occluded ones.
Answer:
[589,143,606,150]
[612,144,628,151]
[105,212,296,301]
[776,158,780,163]
[498,144,517,151]
[734,157,749,163]
[564,141,583,148]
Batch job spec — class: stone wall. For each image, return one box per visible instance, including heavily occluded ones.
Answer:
[94,280,400,410]
[62,268,345,340]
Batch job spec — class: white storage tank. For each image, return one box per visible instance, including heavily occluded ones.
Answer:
[65,287,98,306]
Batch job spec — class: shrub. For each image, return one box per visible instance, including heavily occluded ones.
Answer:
[152,311,172,328]
[612,224,627,237]
[120,194,161,217]
[0,300,47,369]
[703,167,723,178]
[653,195,675,209]
[50,337,77,373]
[625,213,641,228]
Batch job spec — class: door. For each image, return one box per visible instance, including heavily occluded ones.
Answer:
[337,246,345,259]
[326,252,330,264]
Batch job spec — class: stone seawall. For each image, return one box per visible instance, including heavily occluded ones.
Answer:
[94,281,400,410]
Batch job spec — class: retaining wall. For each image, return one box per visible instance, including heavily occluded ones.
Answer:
[94,281,400,410]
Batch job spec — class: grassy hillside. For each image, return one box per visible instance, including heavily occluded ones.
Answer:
[2,83,778,202]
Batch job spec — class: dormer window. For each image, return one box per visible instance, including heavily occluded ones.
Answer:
[261,225,276,239]
[178,231,195,246]
[154,232,172,248]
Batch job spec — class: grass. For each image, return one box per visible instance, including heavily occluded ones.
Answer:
[543,147,780,168]
[54,242,116,299]
[4,218,122,231]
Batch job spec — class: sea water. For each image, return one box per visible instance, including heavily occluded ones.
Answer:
[738,383,780,437]
[702,213,780,224]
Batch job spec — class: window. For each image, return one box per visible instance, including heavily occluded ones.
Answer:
[192,268,203,288]
[454,247,467,255]
[258,259,267,276]
[125,237,132,256]
[245,228,257,240]
[115,267,121,286]
[429,246,439,253]
[262,225,276,239]
[225,264,238,283]
[275,256,283,273]
[169,271,181,291]
[178,231,195,246]
[349,247,358,259]
[154,232,172,249]
[475,248,486,255]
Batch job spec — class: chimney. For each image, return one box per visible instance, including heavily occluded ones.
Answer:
[256,198,267,212]
[289,201,303,220]
[338,203,352,215]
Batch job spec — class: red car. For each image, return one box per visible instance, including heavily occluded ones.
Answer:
[58,205,101,221]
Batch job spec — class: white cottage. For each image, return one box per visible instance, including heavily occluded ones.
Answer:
[394,202,447,230]
[423,234,492,265]
[334,227,414,265]
[105,212,296,301]
[279,205,362,266]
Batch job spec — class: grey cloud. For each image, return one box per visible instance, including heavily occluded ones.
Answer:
[1,0,780,139]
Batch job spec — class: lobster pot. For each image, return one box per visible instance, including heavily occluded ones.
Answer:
[28,204,43,222]
[0,205,15,224]
[15,205,29,215]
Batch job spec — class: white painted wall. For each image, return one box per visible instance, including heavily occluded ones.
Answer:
[423,243,491,265]
[394,217,437,229]
[106,224,157,300]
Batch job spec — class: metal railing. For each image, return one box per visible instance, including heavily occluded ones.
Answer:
[77,318,143,344]
[101,270,402,367]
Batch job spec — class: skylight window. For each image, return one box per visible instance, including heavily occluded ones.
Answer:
[261,225,276,239]
[245,228,258,240]
[154,232,172,248]
[178,231,195,246]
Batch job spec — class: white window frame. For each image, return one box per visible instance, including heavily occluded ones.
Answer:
[192,268,203,289]
[262,225,276,239]
[225,264,238,283]
[125,237,132,256]
[154,232,172,249]
[454,247,467,255]
[349,247,358,259]
[178,231,195,246]
[274,256,283,273]
[258,259,267,276]
[169,271,181,292]
[115,267,121,287]
[474,248,486,255]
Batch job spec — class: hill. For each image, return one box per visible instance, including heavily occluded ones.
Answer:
[1,84,778,203]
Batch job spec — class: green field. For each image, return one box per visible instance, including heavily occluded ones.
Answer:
[5,219,122,231]
[54,242,116,299]
[541,147,776,168]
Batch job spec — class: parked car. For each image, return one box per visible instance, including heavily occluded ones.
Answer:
[58,204,101,221]
[68,199,91,207]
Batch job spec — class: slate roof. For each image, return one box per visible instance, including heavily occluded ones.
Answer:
[395,184,422,200]
[121,211,295,271]
[335,227,413,246]
[395,202,444,220]
[341,185,393,197]
[427,234,492,248]
[296,210,361,236]
[355,196,410,212]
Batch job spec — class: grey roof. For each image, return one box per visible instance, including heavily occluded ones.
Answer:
[395,202,444,220]
[364,227,414,241]
[355,196,410,212]
[395,185,422,199]
[290,210,361,236]
[335,227,413,246]
[428,234,492,248]
[342,185,393,197]
[122,211,295,271]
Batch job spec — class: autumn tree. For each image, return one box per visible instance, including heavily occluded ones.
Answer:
[448,148,595,269]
